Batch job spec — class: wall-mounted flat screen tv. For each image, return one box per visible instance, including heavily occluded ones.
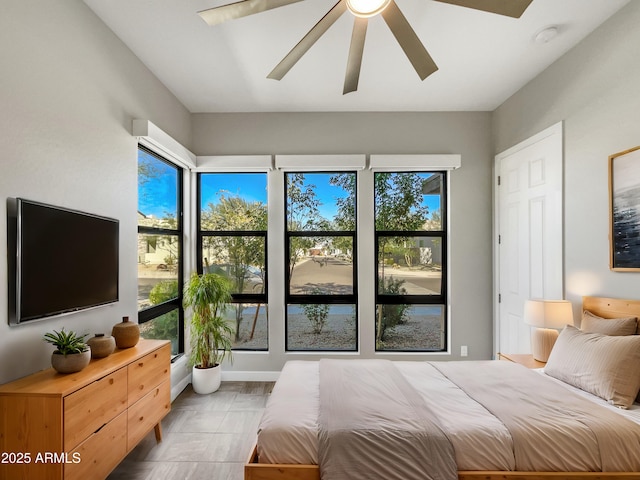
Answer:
[7,198,119,325]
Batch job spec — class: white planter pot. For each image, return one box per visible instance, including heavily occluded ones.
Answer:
[192,364,221,394]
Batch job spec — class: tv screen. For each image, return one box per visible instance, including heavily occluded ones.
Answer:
[7,198,119,325]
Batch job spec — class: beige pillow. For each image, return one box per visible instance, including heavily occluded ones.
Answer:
[581,310,637,336]
[545,325,640,409]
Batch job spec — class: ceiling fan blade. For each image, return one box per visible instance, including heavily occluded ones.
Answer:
[343,17,368,94]
[198,0,303,26]
[268,0,347,80]
[432,0,533,18]
[381,1,438,80]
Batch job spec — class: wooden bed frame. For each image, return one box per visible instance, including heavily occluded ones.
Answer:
[245,296,640,480]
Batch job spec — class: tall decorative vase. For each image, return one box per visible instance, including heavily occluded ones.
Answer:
[112,316,140,349]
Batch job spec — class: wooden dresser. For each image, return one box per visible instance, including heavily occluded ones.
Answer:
[0,339,171,480]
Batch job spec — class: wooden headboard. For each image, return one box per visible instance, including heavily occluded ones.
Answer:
[582,296,640,319]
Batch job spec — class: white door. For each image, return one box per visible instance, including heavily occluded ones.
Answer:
[495,122,563,355]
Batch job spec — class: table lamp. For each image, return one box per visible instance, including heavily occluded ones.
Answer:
[524,299,573,362]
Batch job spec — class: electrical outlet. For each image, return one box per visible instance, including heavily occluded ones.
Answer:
[461,345,468,357]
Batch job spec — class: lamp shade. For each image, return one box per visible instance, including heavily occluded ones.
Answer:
[524,299,573,329]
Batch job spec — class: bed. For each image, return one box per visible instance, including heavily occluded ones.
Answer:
[245,296,640,480]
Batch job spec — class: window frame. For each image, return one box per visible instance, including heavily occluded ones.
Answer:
[284,171,359,352]
[196,172,269,351]
[137,144,185,355]
[374,170,448,352]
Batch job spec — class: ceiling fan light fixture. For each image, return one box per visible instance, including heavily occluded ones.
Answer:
[346,0,391,18]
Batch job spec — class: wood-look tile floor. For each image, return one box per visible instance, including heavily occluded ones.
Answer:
[108,381,274,480]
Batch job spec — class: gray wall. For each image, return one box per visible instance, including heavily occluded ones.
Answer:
[192,112,495,374]
[0,0,191,384]
[492,1,640,313]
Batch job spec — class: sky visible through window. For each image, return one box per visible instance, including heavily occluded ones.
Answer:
[141,170,441,222]
[138,149,178,219]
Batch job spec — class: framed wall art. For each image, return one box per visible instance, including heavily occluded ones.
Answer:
[610,145,640,271]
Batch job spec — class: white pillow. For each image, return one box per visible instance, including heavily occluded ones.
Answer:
[545,325,640,409]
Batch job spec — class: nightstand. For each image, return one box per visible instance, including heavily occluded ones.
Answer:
[498,353,546,369]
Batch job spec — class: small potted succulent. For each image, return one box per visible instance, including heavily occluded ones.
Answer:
[43,328,91,374]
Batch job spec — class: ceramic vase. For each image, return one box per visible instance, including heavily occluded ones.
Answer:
[111,316,140,349]
[87,333,116,358]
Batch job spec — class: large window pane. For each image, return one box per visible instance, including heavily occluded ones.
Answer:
[375,304,444,351]
[198,172,268,352]
[287,173,355,231]
[289,236,353,295]
[286,304,356,351]
[285,171,357,352]
[202,236,266,295]
[375,172,443,231]
[378,235,442,296]
[137,233,179,310]
[374,170,447,352]
[138,149,179,229]
[137,146,183,356]
[200,173,267,231]
[225,303,268,350]
[139,308,179,355]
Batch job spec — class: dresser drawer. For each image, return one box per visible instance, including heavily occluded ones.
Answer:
[64,368,127,451]
[65,410,127,480]
[127,380,171,450]
[127,343,170,406]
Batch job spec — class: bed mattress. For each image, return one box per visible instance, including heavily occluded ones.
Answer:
[256,360,640,472]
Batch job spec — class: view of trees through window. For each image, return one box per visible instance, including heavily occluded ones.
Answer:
[199,173,268,350]
[286,172,357,351]
[137,147,183,355]
[138,163,448,356]
[375,172,446,351]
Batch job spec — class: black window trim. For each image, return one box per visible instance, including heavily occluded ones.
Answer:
[137,144,185,355]
[284,171,358,352]
[196,172,269,351]
[374,170,448,352]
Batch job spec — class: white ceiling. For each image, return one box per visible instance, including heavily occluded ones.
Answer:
[83,0,629,113]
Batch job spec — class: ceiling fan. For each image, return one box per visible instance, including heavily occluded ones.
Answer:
[198,0,533,94]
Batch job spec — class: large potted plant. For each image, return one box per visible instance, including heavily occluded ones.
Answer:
[184,270,234,394]
[43,328,91,374]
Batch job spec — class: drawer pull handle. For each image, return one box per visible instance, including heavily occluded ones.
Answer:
[140,385,145,390]
[109,378,114,385]
[138,362,144,367]
[94,423,107,434]
[139,416,144,421]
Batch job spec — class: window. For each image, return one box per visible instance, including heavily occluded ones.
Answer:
[137,146,184,355]
[198,173,268,350]
[285,172,357,351]
[374,172,447,351]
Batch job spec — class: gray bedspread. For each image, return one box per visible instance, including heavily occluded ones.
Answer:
[318,359,457,480]
[433,361,640,472]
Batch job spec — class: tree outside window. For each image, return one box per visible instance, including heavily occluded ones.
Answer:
[137,146,183,355]
[375,172,447,352]
[285,172,357,351]
[199,173,268,350]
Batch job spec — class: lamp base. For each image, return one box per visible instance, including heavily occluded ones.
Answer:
[531,327,559,362]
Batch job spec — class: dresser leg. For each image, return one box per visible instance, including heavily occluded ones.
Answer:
[154,422,163,442]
